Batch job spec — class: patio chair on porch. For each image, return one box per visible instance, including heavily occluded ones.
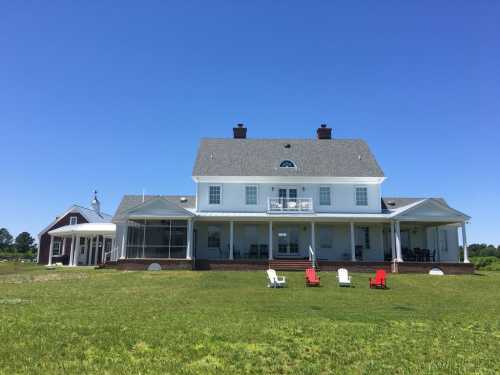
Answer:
[266,269,287,288]
[336,268,352,287]
[259,244,268,259]
[305,268,320,287]
[249,244,259,258]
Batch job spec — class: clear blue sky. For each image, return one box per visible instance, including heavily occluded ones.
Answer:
[1,1,499,245]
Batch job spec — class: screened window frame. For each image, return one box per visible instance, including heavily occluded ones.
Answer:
[208,185,222,205]
[52,238,62,256]
[207,225,221,249]
[319,186,331,206]
[355,186,369,206]
[245,185,258,205]
[125,219,188,259]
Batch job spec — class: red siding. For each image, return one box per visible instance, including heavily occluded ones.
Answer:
[38,212,88,265]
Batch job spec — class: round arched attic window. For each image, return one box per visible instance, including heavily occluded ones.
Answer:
[279,160,296,168]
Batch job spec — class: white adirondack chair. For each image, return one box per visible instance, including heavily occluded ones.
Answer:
[337,268,352,287]
[266,269,287,288]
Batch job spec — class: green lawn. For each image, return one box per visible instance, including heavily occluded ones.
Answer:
[1,264,499,374]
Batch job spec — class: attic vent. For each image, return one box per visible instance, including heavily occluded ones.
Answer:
[180,197,188,203]
[284,143,291,149]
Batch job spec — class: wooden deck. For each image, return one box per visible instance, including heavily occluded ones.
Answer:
[105,259,474,274]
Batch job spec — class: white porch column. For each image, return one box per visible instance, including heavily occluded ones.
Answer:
[461,222,469,263]
[395,221,403,262]
[62,237,67,257]
[85,237,89,265]
[186,219,193,260]
[390,221,396,261]
[101,237,106,264]
[120,226,127,259]
[310,221,316,260]
[268,221,273,260]
[48,235,54,266]
[88,237,94,265]
[229,221,234,260]
[350,222,356,261]
[69,236,75,266]
[74,236,80,266]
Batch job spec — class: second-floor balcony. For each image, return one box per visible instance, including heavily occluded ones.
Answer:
[267,197,314,213]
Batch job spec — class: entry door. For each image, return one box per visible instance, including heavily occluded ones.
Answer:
[77,239,88,265]
[277,227,300,255]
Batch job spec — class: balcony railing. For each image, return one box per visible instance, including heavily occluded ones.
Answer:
[267,197,314,213]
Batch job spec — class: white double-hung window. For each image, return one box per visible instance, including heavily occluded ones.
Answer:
[245,185,257,205]
[209,185,221,205]
[355,187,368,206]
[319,187,331,206]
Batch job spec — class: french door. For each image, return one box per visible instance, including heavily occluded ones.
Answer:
[278,188,298,207]
[277,227,300,255]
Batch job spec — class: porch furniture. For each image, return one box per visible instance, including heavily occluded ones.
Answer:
[287,201,297,209]
[305,268,320,287]
[266,269,287,288]
[369,269,387,289]
[259,244,268,259]
[355,245,363,261]
[249,244,258,258]
[336,268,352,287]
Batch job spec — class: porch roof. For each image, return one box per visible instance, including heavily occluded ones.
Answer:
[48,223,116,237]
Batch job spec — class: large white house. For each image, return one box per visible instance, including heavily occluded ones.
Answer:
[44,124,472,273]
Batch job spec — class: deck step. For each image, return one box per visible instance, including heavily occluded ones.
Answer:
[269,259,317,271]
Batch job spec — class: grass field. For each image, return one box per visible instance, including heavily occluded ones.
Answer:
[1,263,499,374]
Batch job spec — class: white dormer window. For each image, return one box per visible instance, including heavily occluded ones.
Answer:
[209,185,221,205]
[245,185,258,205]
[279,160,296,168]
[355,187,368,206]
[69,216,78,225]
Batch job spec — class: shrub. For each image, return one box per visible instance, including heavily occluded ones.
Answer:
[471,256,500,270]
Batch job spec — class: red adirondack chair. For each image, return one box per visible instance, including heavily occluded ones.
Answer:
[369,269,387,289]
[305,268,320,287]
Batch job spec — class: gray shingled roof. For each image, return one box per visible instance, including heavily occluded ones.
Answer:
[112,195,195,222]
[381,197,449,211]
[193,138,384,177]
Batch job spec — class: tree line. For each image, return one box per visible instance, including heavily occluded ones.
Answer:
[0,228,37,257]
[466,243,500,258]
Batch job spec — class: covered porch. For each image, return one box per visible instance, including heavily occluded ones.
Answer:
[47,223,116,266]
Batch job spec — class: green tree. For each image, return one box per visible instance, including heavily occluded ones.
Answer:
[14,232,36,253]
[0,228,13,250]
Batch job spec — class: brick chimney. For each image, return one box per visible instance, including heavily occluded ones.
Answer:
[233,123,247,139]
[317,124,332,139]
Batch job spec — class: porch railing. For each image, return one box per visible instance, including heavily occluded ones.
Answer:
[267,197,314,213]
[309,245,317,269]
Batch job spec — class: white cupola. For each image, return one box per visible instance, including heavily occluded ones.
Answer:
[91,190,101,215]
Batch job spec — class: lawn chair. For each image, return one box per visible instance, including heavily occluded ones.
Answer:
[266,269,287,288]
[369,269,387,289]
[305,268,320,287]
[336,268,352,287]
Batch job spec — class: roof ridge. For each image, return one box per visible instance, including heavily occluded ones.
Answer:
[199,137,366,142]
